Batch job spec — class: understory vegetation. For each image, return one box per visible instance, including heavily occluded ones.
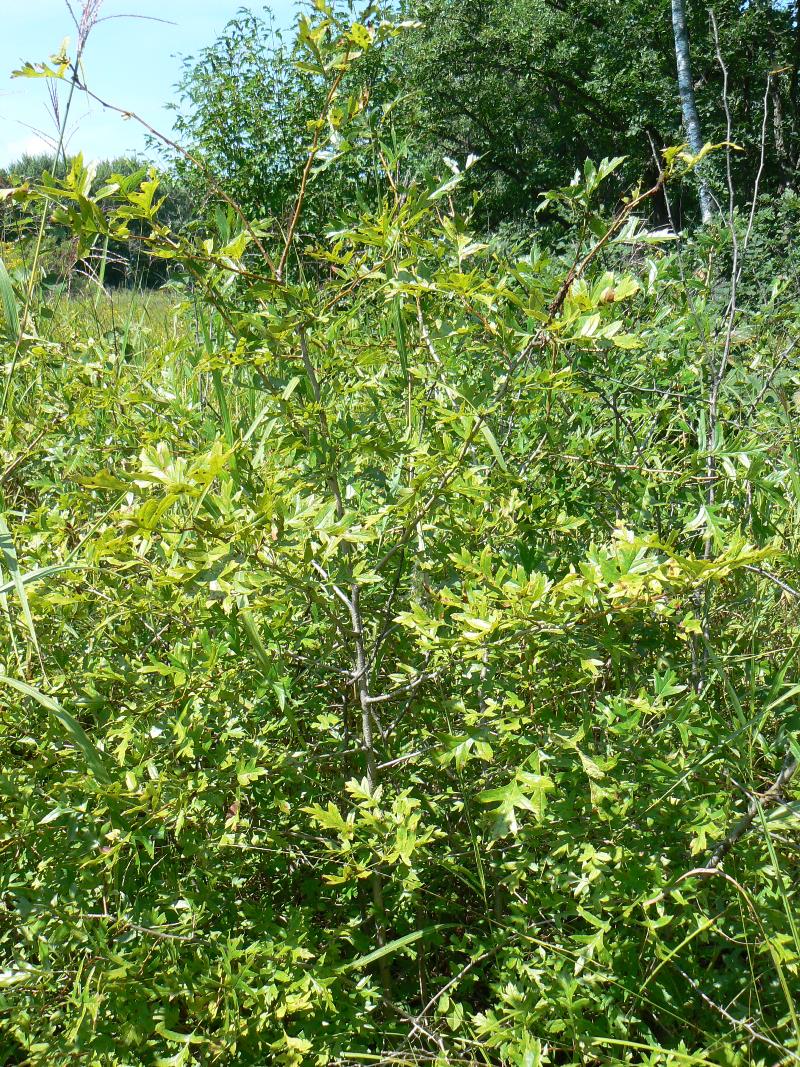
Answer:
[1,1,799,1064]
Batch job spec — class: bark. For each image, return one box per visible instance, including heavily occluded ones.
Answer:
[709,753,799,869]
[792,0,800,110]
[671,0,713,223]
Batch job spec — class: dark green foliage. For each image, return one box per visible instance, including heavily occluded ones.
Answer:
[170,6,399,236]
[397,0,799,223]
[172,0,800,230]
[390,0,800,223]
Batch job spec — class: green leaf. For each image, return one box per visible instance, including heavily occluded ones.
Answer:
[478,774,554,838]
[341,925,451,972]
[578,749,604,780]
[427,171,462,202]
[479,422,507,471]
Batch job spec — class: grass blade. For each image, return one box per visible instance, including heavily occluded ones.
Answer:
[0,673,109,782]
[0,512,45,675]
[0,561,88,598]
[0,256,20,341]
[341,925,451,972]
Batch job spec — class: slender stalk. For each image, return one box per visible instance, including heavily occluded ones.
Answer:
[276,64,348,281]
[300,330,391,995]
[0,70,80,418]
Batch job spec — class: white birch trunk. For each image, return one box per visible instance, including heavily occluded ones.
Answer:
[671,0,713,222]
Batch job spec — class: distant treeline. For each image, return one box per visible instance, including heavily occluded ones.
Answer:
[0,154,194,289]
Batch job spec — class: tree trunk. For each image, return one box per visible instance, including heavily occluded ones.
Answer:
[671,0,713,223]
[793,0,800,98]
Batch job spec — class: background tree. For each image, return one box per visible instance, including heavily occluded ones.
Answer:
[670,0,712,221]
[392,0,798,224]
[169,7,402,238]
[170,11,315,224]
[171,0,800,231]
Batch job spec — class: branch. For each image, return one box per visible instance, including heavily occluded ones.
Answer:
[548,172,665,319]
[276,60,348,281]
[375,175,666,576]
[406,952,491,1041]
[81,913,196,941]
[673,963,792,1058]
[366,669,438,705]
[310,559,353,612]
[70,78,277,274]
[708,751,799,869]
[743,565,800,601]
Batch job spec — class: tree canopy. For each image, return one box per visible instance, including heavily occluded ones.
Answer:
[171,0,800,228]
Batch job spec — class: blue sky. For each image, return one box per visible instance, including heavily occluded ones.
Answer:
[1,1,297,165]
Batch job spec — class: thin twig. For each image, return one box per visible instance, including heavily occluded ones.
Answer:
[366,669,437,705]
[743,565,800,601]
[708,752,800,868]
[276,56,349,280]
[81,913,196,941]
[406,952,491,1041]
[311,559,354,612]
[673,963,795,1059]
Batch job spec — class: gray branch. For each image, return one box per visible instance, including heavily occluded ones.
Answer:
[708,752,799,869]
